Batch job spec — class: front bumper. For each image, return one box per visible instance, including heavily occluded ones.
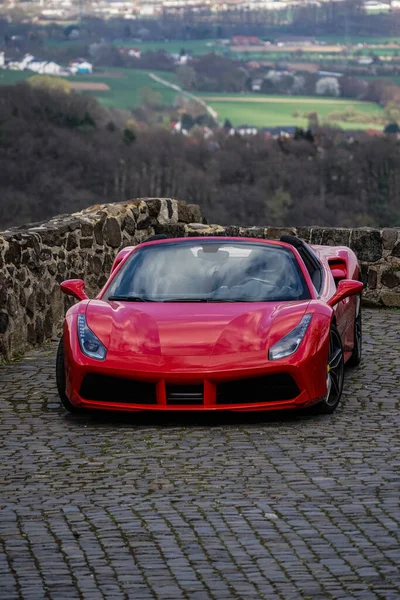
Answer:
[64,349,328,413]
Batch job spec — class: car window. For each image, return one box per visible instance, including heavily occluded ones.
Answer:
[104,241,311,302]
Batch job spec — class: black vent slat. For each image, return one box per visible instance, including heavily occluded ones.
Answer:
[80,374,157,404]
[166,384,203,405]
[216,374,299,405]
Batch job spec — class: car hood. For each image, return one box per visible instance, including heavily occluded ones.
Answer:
[85,300,311,357]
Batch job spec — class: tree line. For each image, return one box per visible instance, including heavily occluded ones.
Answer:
[0,82,399,231]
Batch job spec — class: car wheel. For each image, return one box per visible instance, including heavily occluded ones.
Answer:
[347,295,362,367]
[314,324,345,415]
[56,337,80,413]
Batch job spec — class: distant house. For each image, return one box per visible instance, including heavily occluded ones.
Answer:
[171,121,188,135]
[5,54,66,75]
[119,47,142,59]
[69,59,93,74]
[29,61,63,75]
[260,126,296,139]
[357,57,374,65]
[171,53,191,66]
[251,78,264,91]
[229,124,258,136]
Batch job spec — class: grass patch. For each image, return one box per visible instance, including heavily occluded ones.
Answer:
[199,94,385,129]
[73,68,179,109]
[0,70,32,85]
[113,38,221,55]
[316,35,400,44]
[0,67,180,110]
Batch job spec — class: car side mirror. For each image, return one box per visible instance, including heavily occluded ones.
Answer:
[60,279,88,301]
[328,279,363,308]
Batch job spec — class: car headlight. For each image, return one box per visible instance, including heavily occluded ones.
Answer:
[77,314,107,360]
[269,314,312,360]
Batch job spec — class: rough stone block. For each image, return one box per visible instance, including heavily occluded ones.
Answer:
[382,228,398,251]
[392,242,400,258]
[368,269,378,290]
[0,312,9,334]
[80,238,93,249]
[350,229,382,262]
[321,228,351,247]
[239,227,265,238]
[66,234,78,251]
[5,241,22,267]
[266,226,296,240]
[144,198,161,218]
[103,218,122,248]
[381,266,400,290]
[122,215,136,236]
[309,227,325,245]
[380,291,400,307]
[177,201,202,224]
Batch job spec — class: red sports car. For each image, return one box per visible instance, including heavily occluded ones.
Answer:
[56,235,363,414]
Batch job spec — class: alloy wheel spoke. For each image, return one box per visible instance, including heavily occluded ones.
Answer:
[330,371,340,399]
[329,347,342,370]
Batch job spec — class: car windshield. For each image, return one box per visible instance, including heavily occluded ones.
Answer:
[104,241,311,303]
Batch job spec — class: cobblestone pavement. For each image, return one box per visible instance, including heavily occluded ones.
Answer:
[1,308,400,600]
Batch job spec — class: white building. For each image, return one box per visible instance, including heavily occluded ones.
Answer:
[29,61,63,75]
[69,60,93,74]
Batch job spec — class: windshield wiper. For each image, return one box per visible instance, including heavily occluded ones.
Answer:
[163,298,258,303]
[207,298,258,302]
[162,298,210,302]
[107,295,151,302]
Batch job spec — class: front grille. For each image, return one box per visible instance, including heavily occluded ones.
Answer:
[166,384,204,405]
[79,374,157,404]
[216,374,300,405]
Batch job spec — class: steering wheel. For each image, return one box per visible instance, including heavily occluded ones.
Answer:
[238,277,277,289]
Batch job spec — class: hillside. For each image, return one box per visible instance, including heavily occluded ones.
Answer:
[0,82,399,230]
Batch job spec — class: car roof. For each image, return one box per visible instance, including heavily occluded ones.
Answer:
[137,236,292,249]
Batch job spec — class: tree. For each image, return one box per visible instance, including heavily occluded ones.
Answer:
[307,111,319,133]
[265,188,293,225]
[139,87,163,110]
[384,102,400,125]
[316,77,340,98]
[181,99,207,120]
[27,75,71,95]
[181,113,194,131]
[384,122,400,134]
[177,66,197,90]
[123,128,136,144]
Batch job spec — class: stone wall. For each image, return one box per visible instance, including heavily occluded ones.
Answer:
[0,197,399,361]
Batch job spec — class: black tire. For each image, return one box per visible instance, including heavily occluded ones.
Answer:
[347,295,362,367]
[313,324,345,415]
[56,337,81,413]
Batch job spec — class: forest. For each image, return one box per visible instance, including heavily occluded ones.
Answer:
[0,82,399,231]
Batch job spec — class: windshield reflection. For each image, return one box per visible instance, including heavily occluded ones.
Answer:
[104,241,310,303]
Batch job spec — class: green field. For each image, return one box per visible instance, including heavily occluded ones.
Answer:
[357,75,400,84]
[199,94,385,129]
[0,70,32,85]
[0,67,386,130]
[113,38,221,55]
[316,35,400,44]
[73,68,179,109]
[0,68,179,110]
[42,35,400,66]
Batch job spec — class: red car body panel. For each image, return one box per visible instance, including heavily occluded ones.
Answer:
[61,237,361,412]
